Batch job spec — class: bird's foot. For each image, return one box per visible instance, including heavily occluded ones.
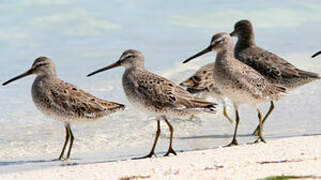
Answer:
[249,136,266,144]
[164,147,177,156]
[51,158,61,162]
[132,151,157,160]
[57,157,71,161]
[224,139,238,147]
[255,136,266,143]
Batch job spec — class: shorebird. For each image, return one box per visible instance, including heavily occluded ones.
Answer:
[231,20,320,135]
[2,57,125,161]
[312,51,321,58]
[183,33,286,145]
[180,63,233,124]
[87,49,216,157]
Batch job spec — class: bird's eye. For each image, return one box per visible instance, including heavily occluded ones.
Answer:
[215,40,223,44]
[126,55,135,59]
[121,55,135,60]
[34,63,48,69]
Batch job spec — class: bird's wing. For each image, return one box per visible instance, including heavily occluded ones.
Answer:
[46,79,124,119]
[231,60,285,99]
[237,46,304,80]
[134,70,216,109]
[180,63,216,91]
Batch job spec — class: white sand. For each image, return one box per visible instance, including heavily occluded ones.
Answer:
[1,135,320,180]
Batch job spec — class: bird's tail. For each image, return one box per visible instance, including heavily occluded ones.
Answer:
[188,99,217,114]
[297,69,320,80]
[101,101,125,112]
[269,85,287,101]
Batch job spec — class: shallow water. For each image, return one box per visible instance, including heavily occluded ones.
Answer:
[1,0,321,174]
[1,60,320,173]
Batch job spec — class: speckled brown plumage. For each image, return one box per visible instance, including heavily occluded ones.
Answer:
[183,32,286,145]
[123,68,216,113]
[87,49,217,158]
[32,75,124,121]
[180,63,220,94]
[2,56,125,160]
[231,19,320,135]
[232,20,320,90]
[180,63,234,124]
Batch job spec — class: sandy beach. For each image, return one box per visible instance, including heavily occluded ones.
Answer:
[1,135,320,180]
[1,1,321,180]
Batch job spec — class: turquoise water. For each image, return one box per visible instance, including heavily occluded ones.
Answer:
[0,0,321,173]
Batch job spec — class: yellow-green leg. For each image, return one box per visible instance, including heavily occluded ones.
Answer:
[65,124,74,160]
[133,120,161,159]
[253,109,266,143]
[223,105,233,124]
[252,101,274,136]
[225,108,240,147]
[163,116,177,156]
[58,124,70,160]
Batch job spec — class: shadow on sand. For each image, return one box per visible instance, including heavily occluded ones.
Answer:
[0,133,320,169]
[175,133,321,140]
[0,159,54,166]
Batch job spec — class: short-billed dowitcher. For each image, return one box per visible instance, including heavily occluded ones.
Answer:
[180,63,233,124]
[183,33,286,146]
[87,49,216,158]
[2,57,125,160]
[312,51,321,58]
[231,20,320,135]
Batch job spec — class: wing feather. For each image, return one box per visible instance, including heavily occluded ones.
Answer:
[180,63,216,92]
[237,47,319,81]
[134,70,216,109]
[231,60,286,99]
[46,79,124,119]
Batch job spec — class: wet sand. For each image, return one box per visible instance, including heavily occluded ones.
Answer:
[1,135,320,180]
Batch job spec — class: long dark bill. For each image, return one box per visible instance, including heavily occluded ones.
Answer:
[311,51,321,58]
[2,69,33,86]
[87,61,121,77]
[229,31,236,36]
[182,46,212,64]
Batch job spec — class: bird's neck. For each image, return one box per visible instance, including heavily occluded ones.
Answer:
[134,61,145,70]
[236,32,256,49]
[36,73,57,82]
[124,63,145,72]
[216,45,235,63]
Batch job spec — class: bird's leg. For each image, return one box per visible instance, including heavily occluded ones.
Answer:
[65,123,74,160]
[253,109,266,143]
[252,101,274,136]
[163,116,177,156]
[58,124,70,160]
[145,120,161,157]
[133,120,161,159]
[223,105,234,124]
[225,109,239,147]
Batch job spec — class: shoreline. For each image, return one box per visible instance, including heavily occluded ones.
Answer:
[1,135,320,180]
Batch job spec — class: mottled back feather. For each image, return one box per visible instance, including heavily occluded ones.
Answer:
[124,69,217,110]
[180,63,216,92]
[233,20,320,89]
[225,58,286,101]
[236,46,320,86]
[32,77,125,120]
